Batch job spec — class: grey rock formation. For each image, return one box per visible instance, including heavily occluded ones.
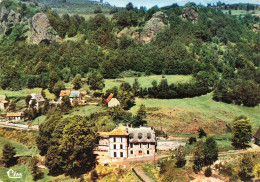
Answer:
[0,6,21,35]
[182,3,200,24]
[31,12,61,44]
[117,11,168,44]
[140,11,168,44]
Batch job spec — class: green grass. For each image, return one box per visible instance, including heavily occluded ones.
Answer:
[0,137,38,156]
[130,92,260,134]
[104,75,192,91]
[141,163,160,182]
[0,88,55,99]
[32,115,47,125]
[63,105,104,119]
[0,164,78,182]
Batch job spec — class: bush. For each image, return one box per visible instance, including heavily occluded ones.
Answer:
[188,137,197,144]
[1,143,17,167]
[198,128,207,138]
[204,167,212,177]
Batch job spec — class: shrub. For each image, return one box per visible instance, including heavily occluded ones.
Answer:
[188,137,197,144]
[204,167,212,177]
[1,143,17,167]
[198,128,207,138]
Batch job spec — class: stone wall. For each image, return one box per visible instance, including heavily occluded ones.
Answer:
[157,140,186,151]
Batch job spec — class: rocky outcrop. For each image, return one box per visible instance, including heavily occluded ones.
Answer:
[117,27,141,42]
[182,3,199,24]
[118,11,168,44]
[140,11,168,44]
[31,12,61,44]
[0,6,21,35]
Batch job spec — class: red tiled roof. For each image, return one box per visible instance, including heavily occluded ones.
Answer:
[106,93,113,103]
[7,113,22,117]
[60,90,70,97]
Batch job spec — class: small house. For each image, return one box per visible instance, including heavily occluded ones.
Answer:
[254,127,260,146]
[29,94,45,108]
[6,112,24,122]
[106,93,120,107]
[69,91,82,104]
[0,95,8,111]
[59,90,71,100]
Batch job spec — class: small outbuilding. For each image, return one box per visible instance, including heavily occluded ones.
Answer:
[6,112,24,122]
[59,90,71,100]
[254,127,260,146]
[106,93,120,107]
[69,91,82,104]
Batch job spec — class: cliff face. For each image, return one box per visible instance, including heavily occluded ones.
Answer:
[31,12,61,44]
[140,11,168,44]
[117,11,168,44]
[0,6,21,35]
[182,4,200,24]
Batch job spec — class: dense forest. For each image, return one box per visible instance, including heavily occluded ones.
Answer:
[0,0,259,106]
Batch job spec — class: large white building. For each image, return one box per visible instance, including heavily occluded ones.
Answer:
[107,125,156,160]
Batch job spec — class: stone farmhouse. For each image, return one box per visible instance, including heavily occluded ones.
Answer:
[96,125,156,160]
[0,94,8,111]
[29,94,45,108]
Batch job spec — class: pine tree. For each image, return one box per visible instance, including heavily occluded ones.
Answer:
[203,137,218,166]
[1,143,16,167]
[48,71,59,93]
[30,156,43,181]
[72,74,82,90]
[232,116,252,149]
[132,78,140,96]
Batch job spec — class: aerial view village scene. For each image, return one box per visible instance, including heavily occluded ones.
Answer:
[0,0,259,181]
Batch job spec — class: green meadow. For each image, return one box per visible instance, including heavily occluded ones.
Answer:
[130,92,260,134]
[104,75,192,91]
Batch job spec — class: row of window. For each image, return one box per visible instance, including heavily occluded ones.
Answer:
[129,133,152,140]
[112,133,152,142]
[114,144,124,149]
[113,150,151,158]
[114,152,124,158]
[130,150,150,155]
[113,143,152,149]
[130,143,151,148]
[113,137,124,142]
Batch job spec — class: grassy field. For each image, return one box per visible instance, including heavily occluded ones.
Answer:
[104,75,192,91]
[63,104,104,118]
[0,137,38,156]
[130,92,260,134]
[0,88,55,99]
